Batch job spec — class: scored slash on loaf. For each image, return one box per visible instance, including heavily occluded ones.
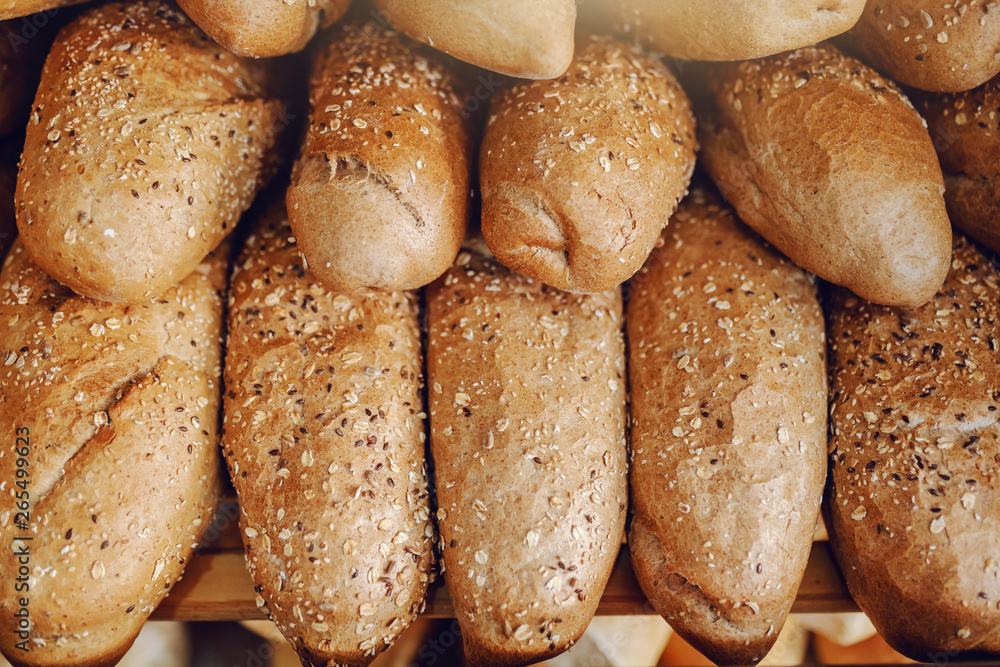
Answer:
[223,199,434,667]
[288,19,473,294]
[0,239,226,667]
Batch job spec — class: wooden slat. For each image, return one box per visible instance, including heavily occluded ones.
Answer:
[151,542,856,622]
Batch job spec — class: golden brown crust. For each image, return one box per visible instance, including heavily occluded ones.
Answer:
[177,0,350,58]
[700,43,952,308]
[223,201,434,667]
[842,0,1000,93]
[479,34,696,294]
[426,246,628,667]
[921,79,1000,253]
[373,0,575,79]
[591,0,864,61]
[287,21,473,294]
[0,239,225,667]
[15,1,282,303]
[826,233,1000,662]
[627,189,827,666]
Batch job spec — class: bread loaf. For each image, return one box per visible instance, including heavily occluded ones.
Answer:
[479,34,696,294]
[176,0,350,58]
[223,200,434,666]
[826,233,1000,662]
[427,244,628,666]
[842,0,1000,92]
[921,79,1000,253]
[16,0,283,303]
[287,21,473,294]
[700,43,952,308]
[628,189,827,666]
[590,0,864,61]
[373,0,575,79]
[0,239,225,667]
[0,1,88,21]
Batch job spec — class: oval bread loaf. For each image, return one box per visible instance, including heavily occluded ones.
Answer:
[700,43,952,308]
[177,0,350,58]
[223,200,434,667]
[826,233,1000,662]
[590,0,865,61]
[16,0,283,303]
[373,0,575,80]
[921,80,1000,253]
[0,144,16,260]
[842,0,1000,92]
[287,21,473,294]
[427,244,628,666]
[0,239,226,667]
[628,188,827,666]
[479,34,696,294]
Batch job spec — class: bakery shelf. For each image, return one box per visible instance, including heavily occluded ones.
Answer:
[152,519,857,622]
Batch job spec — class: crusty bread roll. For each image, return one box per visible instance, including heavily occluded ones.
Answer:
[16,0,283,303]
[176,0,350,58]
[628,188,827,666]
[700,43,951,308]
[287,21,473,294]
[373,0,575,79]
[426,244,628,666]
[842,0,1000,92]
[0,239,225,667]
[479,34,696,294]
[826,232,1000,662]
[223,200,434,666]
[590,0,864,61]
[921,79,1000,253]
[0,0,88,20]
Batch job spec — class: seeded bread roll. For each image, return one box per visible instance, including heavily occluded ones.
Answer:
[176,0,350,58]
[287,21,473,294]
[842,0,1000,92]
[0,239,225,667]
[479,34,696,294]
[0,0,88,20]
[700,43,951,308]
[223,200,434,667]
[921,79,1000,253]
[590,0,864,61]
[16,0,283,303]
[427,245,628,666]
[628,189,827,666]
[826,233,1000,662]
[373,0,575,79]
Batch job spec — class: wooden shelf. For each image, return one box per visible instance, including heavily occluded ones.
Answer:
[152,502,857,621]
